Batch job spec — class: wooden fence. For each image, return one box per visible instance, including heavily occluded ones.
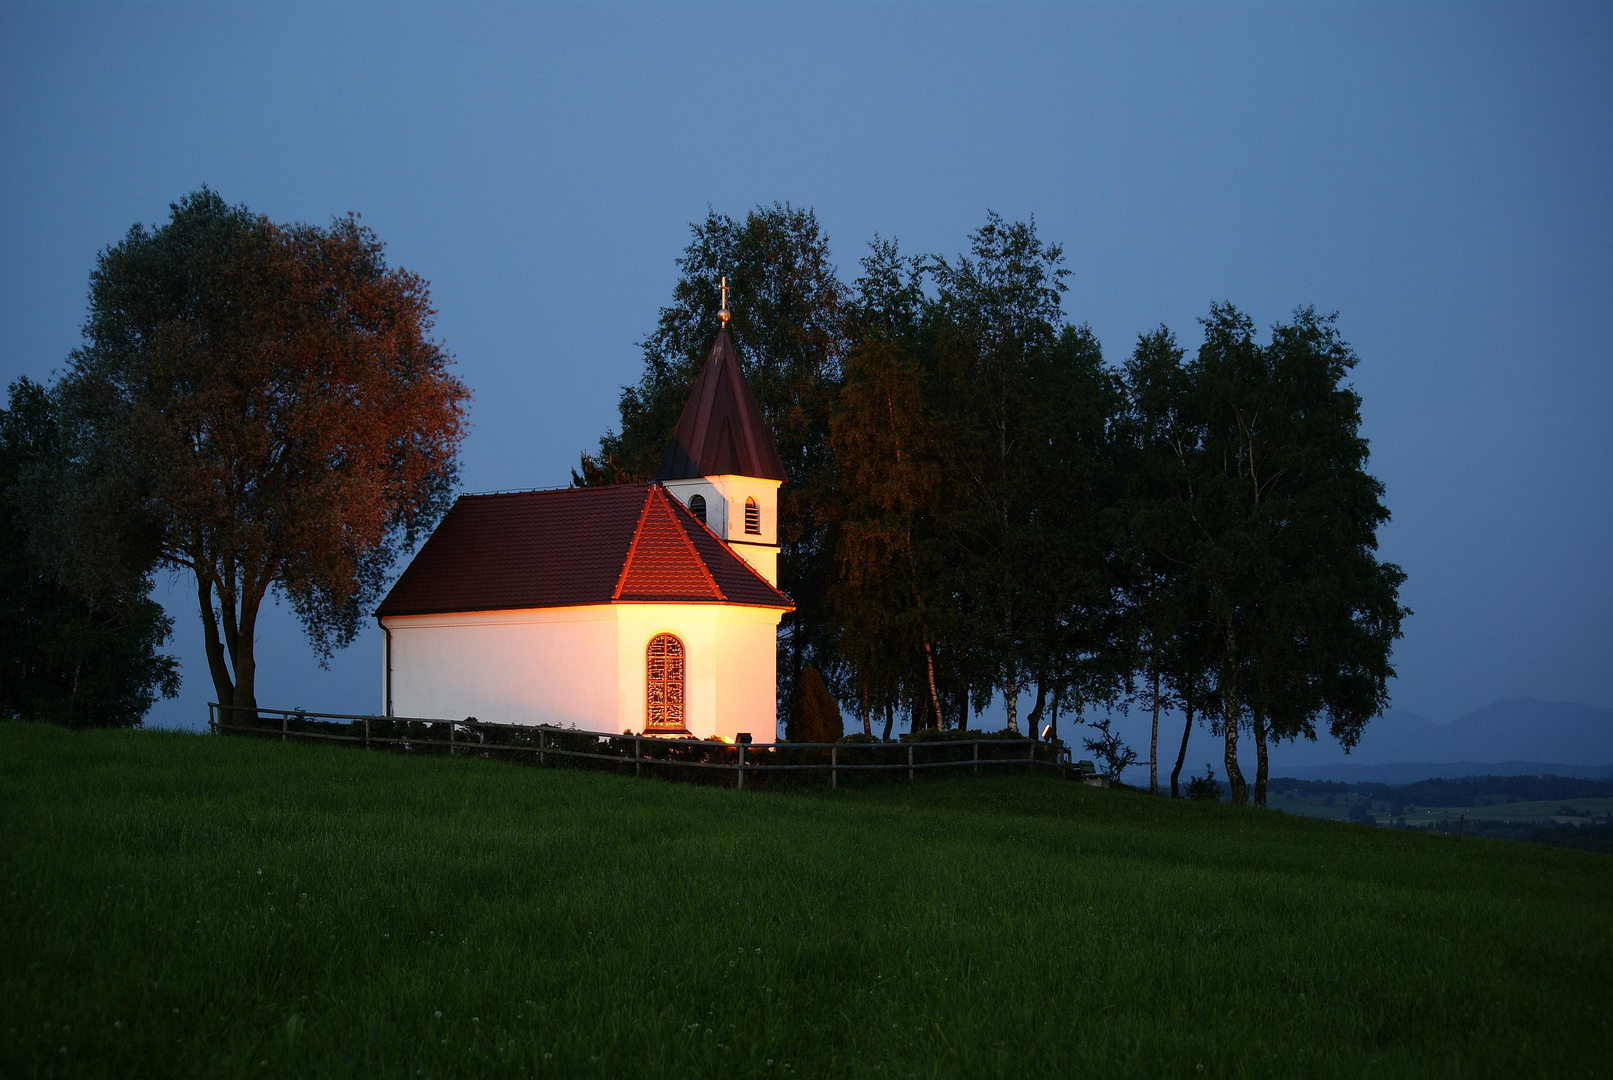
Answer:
[207,704,1084,789]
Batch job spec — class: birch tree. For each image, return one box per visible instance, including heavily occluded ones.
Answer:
[928,214,1068,733]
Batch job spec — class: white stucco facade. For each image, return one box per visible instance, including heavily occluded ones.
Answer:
[381,601,782,741]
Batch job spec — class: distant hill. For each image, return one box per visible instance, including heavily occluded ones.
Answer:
[1267,697,1613,771]
[1270,761,1613,784]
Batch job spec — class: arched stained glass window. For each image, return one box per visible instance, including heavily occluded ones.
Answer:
[744,497,761,535]
[645,633,686,732]
[688,493,707,524]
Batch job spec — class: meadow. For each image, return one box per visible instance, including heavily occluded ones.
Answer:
[1266,776,1613,852]
[2,723,1609,1079]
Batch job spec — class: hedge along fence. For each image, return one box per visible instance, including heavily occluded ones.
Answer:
[207,704,1076,790]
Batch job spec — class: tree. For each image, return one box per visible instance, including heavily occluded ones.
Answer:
[48,189,469,722]
[2,378,179,727]
[1082,716,1138,782]
[1021,323,1128,745]
[577,205,849,723]
[927,213,1069,734]
[1179,304,1405,805]
[830,238,950,734]
[1238,308,1407,806]
[1120,326,1216,797]
[1177,303,1272,804]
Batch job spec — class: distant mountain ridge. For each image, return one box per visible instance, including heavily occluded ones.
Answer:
[1267,697,1613,770]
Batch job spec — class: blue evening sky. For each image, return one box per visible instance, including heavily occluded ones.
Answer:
[3,3,1609,742]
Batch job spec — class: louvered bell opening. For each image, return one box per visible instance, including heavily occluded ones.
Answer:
[744,497,760,535]
[689,493,706,524]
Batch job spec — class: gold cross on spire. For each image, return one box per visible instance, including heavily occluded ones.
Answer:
[718,275,731,326]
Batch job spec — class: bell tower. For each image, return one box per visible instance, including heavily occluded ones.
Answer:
[656,280,786,586]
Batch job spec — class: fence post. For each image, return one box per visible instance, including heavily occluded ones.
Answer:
[974,741,979,776]
[281,711,287,742]
[831,744,838,790]
[737,744,745,791]
[635,736,641,778]
[208,703,216,736]
[449,721,455,757]
[908,744,914,784]
[539,728,546,767]
[364,715,371,750]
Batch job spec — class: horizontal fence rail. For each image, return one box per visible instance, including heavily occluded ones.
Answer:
[207,704,1088,790]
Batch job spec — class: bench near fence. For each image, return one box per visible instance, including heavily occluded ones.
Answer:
[207,704,1091,789]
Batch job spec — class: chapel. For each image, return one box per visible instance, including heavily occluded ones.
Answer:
[375,301,792,741]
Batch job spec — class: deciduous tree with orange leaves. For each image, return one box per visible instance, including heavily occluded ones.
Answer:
[47,188,470,721]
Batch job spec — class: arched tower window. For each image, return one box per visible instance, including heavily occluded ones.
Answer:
[688,493,706,524]
[645,633,686,732]
[744,497,761,535]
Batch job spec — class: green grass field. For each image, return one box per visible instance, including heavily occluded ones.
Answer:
[3,723,1610,1079]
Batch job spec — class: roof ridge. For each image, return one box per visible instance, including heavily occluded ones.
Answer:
[460,482,648,499]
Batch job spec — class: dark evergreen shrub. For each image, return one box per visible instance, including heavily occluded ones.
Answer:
[786,665,843,744]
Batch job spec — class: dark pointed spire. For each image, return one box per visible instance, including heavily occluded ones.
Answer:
[655,326,787,482]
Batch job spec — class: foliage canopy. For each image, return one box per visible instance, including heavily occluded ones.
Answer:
[44,188,469,717]
[588,207,1405,805]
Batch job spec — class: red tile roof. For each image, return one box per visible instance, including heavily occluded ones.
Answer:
[376,483,792,618]
[655,327,787,482]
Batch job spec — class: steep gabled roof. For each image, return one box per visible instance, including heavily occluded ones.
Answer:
[375,483,792,618]
[655,327,787,481]
[613,486,724,603]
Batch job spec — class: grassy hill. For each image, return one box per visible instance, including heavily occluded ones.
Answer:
[2,724,1609,1079]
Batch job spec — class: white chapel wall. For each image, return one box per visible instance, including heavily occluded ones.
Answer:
[713,606,782,742]
[383,606,619,727]
[615,603,783,741]
[385,602,784,741]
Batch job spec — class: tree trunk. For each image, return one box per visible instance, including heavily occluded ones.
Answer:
[1252,707,1269,808]
[958,678,969,730]
[790,620,805,726]
[882,700,894,742]
[860,687,872,738]
[1149,659,1160,795]
[905,544,945,730]
[920,631,944,730]
[1222,652,1247,805]
[231,586,262,719]
[69,659,83,726]
[1003,653,1020,734]
[1026,672,1047,741]
[195,570,235,720]
[1170,701,1195,798]
[212,564,265,726]
[1049,684,1061,745]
